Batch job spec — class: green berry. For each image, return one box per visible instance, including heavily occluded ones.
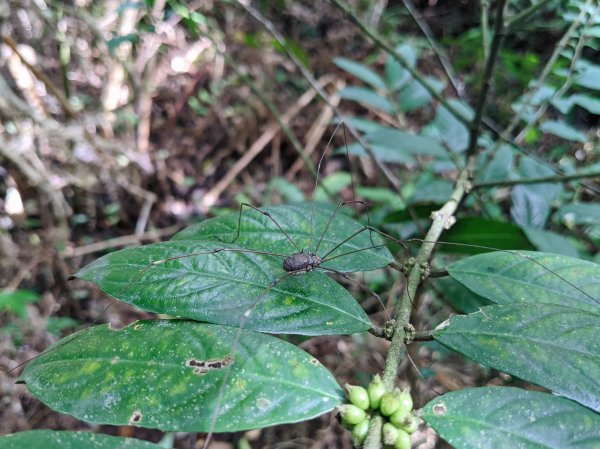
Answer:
[396,390,413,415]
[382,422,399,446]
[352,418,370,446]
[346,384,370,410]
[393,429,411,449]
[337,404,367,426]
[367,375,386,409]
[400,414,420,434]
[389,408,409,428]
[380,391,401,416]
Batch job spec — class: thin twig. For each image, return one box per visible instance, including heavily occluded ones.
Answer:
[515,2,600,144]
[402,0,465,98]
[2,35,77,118]
[64,225,181,258]
[286,80,344,180]
[479,1,592,169]
[409,330,434,342]
[201,85,319,209]
[237,0,423,232]
[466,0,508,159]
[217,46,327,182]
[329,0,471,128]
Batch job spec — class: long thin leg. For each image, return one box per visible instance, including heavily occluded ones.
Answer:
[325,234,599,305]
[320,225,410,263]
[221,202,301,252]
[202,271,294,449]
[314,200,367,254]
[309,121,344,246]
[406,238,600,305]
[320,266,391,321]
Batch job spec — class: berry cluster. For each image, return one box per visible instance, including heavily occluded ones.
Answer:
[337,375,420,449]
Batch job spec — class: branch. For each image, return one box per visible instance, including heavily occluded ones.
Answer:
[329,0,471,128]
[401,0,465,99]
[2,35,77,119]
[409,330,434,342]
[473,170,600,189]
[236,0,424,230]
[466,0,508,159]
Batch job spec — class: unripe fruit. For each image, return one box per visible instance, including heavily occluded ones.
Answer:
[367,375,386,409]
[337,404,367,426]
[400,414,420,434]
[395,390,413,416]
[380,391,401,416]
[382,422,399,446]
[393,429,411,449]
[352,418,370,446]
[389,408,410,428]
[345,384,370,410]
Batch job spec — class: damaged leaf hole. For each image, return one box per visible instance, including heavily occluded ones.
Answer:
[186,355,234,375]
[129,409,142,424]
[134,324,143,330]
[432,402,446,416]
[309,358,320,366]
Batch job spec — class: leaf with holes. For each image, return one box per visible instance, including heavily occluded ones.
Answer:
[434,304,600,412]
[447,251,600,313]
[423,387,600,449]
[19,320,344,432]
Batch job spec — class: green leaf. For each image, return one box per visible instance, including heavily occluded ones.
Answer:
[366,128,448,158]
[397,76,444,112]
[440,218,534,254]
[384,43,417,89]
[339,87,394,113]
[107,33,138,55]
[172,203,393,272]
[19,320,344,432]
[511,156,560,229]
[556,203,600,226]
[341,141,416,165]
[478,145,514,182]
[0,431,162,449]
[574,62,600,90]
[447,251,600,313]
[0,289,40,319]
[539,120,587,142]
[430,99,473,153]
[333,57,386,90]
[434,304,600,412]
[423,387,600,449]
[522,227,579,257]
[75,241,370,335]
[510,185,549,229]
[570,93,600,115]
[355,187,405,210]
[433,277,493,314]
[337,117,387,133]
[410,177,453,204]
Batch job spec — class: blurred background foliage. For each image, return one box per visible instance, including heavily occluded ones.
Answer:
[0,0,598,447]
